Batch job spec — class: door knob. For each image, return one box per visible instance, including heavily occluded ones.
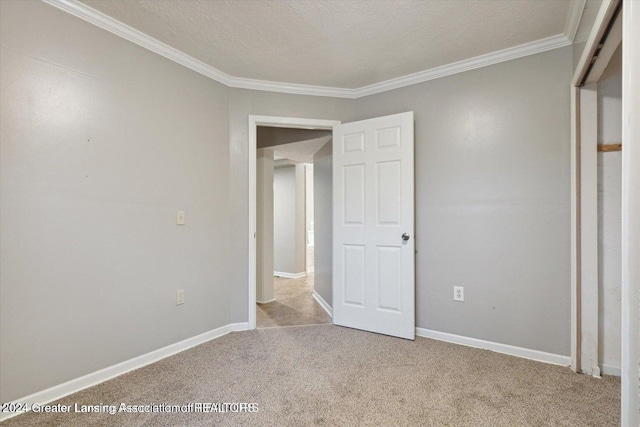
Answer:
[402,233,410,241]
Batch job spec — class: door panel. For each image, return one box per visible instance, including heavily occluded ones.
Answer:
[333,112,415,340]
[343,165,366,225]
[343,245,366,306]
[377,161,402,224]
[377,246,402,312]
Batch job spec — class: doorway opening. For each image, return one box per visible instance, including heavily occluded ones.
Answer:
[255,129,331,328]
[248,116,341,330]
[248,112,416,339]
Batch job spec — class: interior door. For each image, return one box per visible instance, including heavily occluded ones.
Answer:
[332,112,415,339]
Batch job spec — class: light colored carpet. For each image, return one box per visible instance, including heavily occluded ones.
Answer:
[2,325,619,426]
[256,274,331,328]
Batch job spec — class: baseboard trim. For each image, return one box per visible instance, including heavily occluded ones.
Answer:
[415,328,571,367]
[312,291,333,317]
[601,363,621,376]
[256,298,276,304]
[274,271,306,279]
[0,322,249,422]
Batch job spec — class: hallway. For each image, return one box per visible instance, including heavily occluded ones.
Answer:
[256,273,331,328]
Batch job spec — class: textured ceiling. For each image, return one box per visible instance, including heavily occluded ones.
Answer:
[80,0,572,89]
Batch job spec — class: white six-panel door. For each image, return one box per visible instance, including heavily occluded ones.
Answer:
[332,112,415,339]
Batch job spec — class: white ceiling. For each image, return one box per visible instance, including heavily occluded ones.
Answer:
[74,0,578,93]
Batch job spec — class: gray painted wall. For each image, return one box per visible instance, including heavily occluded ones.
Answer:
[294,164,306,275]
[257,127,331,149]
[597,45,622,372]
[0,1,231,402]
[353,47,573,356]
[313,142,334,306]
[273,166,297,273]
[256,149,275,303]
[305,164,314,273]
[1,0,579,404]
[273,164,306,275]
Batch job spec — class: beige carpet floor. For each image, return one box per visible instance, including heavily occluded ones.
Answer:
[2,325,619,426]
[256,274,331,328]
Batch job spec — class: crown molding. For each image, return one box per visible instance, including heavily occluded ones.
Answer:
[352,34,571,98]
[41,0,237,85]
[565,0,588,43]
[227,75,355,98]
[41,0,356,98]
[42,0,575,100]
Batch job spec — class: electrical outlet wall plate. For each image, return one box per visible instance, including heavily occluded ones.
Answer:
[453,286,464,302]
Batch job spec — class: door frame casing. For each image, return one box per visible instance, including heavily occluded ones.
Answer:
[620,1,640,424]
[248,115,341,329]
[569,0,621,377]
[571,0,639,423]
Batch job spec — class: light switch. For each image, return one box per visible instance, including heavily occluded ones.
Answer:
[176,210,185,225]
